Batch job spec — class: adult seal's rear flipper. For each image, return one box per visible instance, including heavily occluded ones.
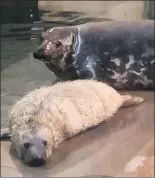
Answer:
[0,127,11,141]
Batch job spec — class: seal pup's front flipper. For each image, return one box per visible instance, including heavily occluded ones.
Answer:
[0,127,11,141]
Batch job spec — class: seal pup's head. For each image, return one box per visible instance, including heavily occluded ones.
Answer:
[10,125,53,167]
[19,135,47,167]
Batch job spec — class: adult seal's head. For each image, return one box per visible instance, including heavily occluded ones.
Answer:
[33,27,78,80]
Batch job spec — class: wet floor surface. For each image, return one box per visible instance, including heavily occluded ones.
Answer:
[1,23,154,177]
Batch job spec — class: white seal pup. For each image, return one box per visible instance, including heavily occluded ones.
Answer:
[1,80,144,167]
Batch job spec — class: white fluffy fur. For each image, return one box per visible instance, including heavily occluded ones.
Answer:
[8,80,143,158]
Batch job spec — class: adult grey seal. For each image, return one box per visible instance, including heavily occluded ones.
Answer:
[0,80,144,167]
[33,21,154,90]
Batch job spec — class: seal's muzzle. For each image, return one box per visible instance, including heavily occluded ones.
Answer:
[26,157,46,167]
[33,48,46,61]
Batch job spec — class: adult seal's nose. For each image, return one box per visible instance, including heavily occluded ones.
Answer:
[33,51,40,59]
[33,48,45,60]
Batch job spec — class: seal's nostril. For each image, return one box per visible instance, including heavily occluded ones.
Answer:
[33,48,45,60]
[27,158,46,167]
[33,51,45,60]
[33,51,39,59]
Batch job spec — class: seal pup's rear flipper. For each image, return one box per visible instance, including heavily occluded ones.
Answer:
[1,127,11,141]
[121,94,144,108]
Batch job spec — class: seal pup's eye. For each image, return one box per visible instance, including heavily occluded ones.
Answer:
[24,142,30,149]
[53,41,62,48]
[42,140,47,146]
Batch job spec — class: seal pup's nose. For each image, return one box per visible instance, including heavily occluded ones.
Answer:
[27,157,46,167]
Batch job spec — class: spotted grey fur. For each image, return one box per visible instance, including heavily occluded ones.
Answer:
[33,21,154,90]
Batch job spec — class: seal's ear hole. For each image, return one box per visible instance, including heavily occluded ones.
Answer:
[42,140,47,146]
[53,41,62,48]
[24,142,30,149]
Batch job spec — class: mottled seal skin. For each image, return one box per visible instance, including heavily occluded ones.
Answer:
[0,80,144,167]
[33,21,154,90]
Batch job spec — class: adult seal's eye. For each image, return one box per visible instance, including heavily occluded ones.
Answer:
[42,140,47,146]
[54,41,62,48]
[24,142,30,149]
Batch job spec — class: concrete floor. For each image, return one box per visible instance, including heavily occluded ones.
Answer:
[1,1,154,176]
